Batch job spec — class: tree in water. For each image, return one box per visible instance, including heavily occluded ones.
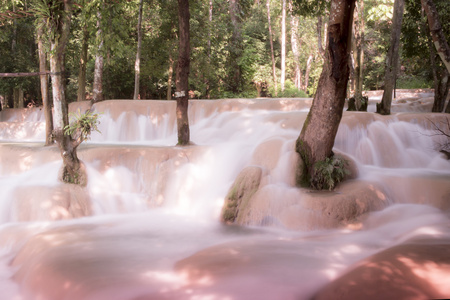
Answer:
[176,0,190,145]
[376,0,405,115]
[34,0,88,184]
[295,0,356,188]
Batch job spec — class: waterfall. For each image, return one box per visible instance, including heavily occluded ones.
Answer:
[0,95,449,300]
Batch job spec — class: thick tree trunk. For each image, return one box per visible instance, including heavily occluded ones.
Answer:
[77,6,88,102]
[266,0,277,95]
[93,8,104,103]
[281,0,286,91]
[37,25,53,145]
[133,0,144,100]
[376,0,404,115]
[296,0,356,185]
[176,0,190,145]
[290,1,302,90]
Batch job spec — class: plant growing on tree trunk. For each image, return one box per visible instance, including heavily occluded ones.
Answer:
[295,0,356,189]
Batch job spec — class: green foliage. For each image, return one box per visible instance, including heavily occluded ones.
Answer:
[312,156,350,191]
[396,75,433,89]
[292,0,329,17]
[64,110,101,143]
[271,80,308,98]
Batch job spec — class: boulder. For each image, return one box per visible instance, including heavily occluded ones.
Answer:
[221,166,263,223]
[313,242,450,300]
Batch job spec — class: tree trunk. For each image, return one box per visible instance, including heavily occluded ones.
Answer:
[266,0,277,95]
[133,0,144,100]
[421,0,450,74]
[317,15,326,59]
[229,0,241,93]
[289,1,302,90]
[281,0,286,91]
[93,8,104,103]
[37,25,53,145]
[77,3,88,102]
[353,0,364,110]
[208,0,213,56]
[176,0,190,145]
[48,0,83,184]
[167,51,174,100]
[376,0,404,115]
[295,0,356,185]
[304,53,313,92]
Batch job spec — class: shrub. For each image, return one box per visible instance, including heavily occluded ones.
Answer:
[311,156,350,191]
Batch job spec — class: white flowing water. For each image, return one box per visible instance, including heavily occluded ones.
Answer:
[0,96,449,299]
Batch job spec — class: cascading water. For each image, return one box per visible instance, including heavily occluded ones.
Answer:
[0,93,449,300]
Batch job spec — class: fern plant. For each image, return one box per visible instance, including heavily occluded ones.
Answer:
[311,156,350,191]
[64,109,101,145]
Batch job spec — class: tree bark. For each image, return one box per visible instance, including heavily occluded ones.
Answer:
[77,1,88,102]
[376,0,405,115]
[93,7,104,103]
[37,25,53,145]
[296,0,356,185]
[133,0,144,100]
[266,0,277,95]
[281,0,286,91]
[176,0,190,145]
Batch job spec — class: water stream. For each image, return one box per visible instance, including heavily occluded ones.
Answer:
[0,94,449,299]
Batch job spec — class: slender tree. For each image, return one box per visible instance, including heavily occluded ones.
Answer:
[304,53,313,92]
[266,0,277,95]
[353,0,365,110]
[92,4,104,103]
[376,0,405,115]
[290,2,302,90]
[281,0,286,91]
[317,15,326,59]
[176,0,190,145]
[295,0,356,186]
[77,0,89,102]
[133,0,144,100]
[36,23,53,145]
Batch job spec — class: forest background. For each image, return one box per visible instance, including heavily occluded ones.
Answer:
[0,0,449,107]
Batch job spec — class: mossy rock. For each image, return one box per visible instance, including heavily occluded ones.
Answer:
[221,166,263,223]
